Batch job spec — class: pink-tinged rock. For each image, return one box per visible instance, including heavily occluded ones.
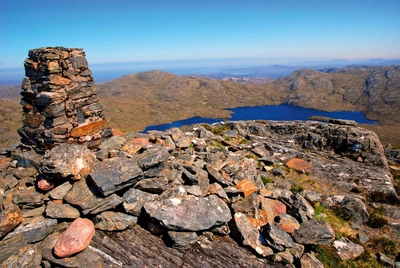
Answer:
[236,179,258,197]
[265,198,287,216]
[53,218,95,258]
[111,128,125,136]
[129,137,150,147]
[286,158,314,173]
[37,178,55,191]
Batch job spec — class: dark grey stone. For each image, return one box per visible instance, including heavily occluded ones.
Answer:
[89,157,144,196]
[292,220,335,245]
[123,188,158,216]
[261,222,295,251]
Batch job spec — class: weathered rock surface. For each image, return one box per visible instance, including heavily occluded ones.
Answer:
[333,237,365,261]
[89,157,143,196]
[0,119,399,267]
[41,143,98,180]
[292,219,335,245]
[144,194,232,231]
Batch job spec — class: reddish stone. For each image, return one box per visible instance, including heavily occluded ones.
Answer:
[286,158,314,173]
[70,120,106,137]
[265,198,287,216]
[236,179,258,197]
[111,128,124,136]
[37,178,55,191]
[53,218,95,258]
[129,137,150,147]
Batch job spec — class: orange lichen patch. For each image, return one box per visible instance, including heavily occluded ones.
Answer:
[0,158,9,163]
[259,210,275,224]
[286,158,314,173]
[48,74,71,85]
[111,128,125,136]
[236,179,258,197]
[248,217,264,229]
[70,120,106,137]
[0,205,23,236]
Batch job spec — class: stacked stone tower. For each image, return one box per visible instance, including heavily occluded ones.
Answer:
[18,47,111,151]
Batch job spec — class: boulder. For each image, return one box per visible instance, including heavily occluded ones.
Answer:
[89,157,144,196]
[286,158,314,173]
[41,144,98,180]
[261,222,295,251]
[144,195,231,231]
[123,188,159,216]
[45,201,80,219]
[292,220,335,245]
[3,216,57,243]
[231,212,273,257]
[333,237,365,260]
[53,218,95,258]
[341,195,369,224]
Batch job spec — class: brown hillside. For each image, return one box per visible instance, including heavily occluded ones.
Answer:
[1,66,400,149]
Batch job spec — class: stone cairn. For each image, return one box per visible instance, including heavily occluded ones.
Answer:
[18,47,111,151]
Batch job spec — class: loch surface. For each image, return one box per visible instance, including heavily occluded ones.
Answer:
[143,105,377,132]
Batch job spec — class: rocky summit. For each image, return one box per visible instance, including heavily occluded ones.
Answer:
[1,119,400,267]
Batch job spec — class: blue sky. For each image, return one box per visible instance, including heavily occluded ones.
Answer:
[1,0,399,71]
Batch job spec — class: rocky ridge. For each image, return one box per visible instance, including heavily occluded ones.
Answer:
[1,119,400,267]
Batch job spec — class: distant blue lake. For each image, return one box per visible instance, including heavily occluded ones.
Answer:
[142,105,377,132]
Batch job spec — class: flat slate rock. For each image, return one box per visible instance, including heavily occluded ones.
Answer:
[144,194,232,231]
[89,157,144,196]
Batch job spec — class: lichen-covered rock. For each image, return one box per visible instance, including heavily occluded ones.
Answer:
[231,212,273,257]
[53,218,95,258]
[41,143,98,180]
[45,201,80,219]
[333,237,365,260]
[144,195,231,231]
[3,216,57,243]
[0,204,22,237]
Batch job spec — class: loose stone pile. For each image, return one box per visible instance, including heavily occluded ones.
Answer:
[19,47,111,151]
[1,120,399,267]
